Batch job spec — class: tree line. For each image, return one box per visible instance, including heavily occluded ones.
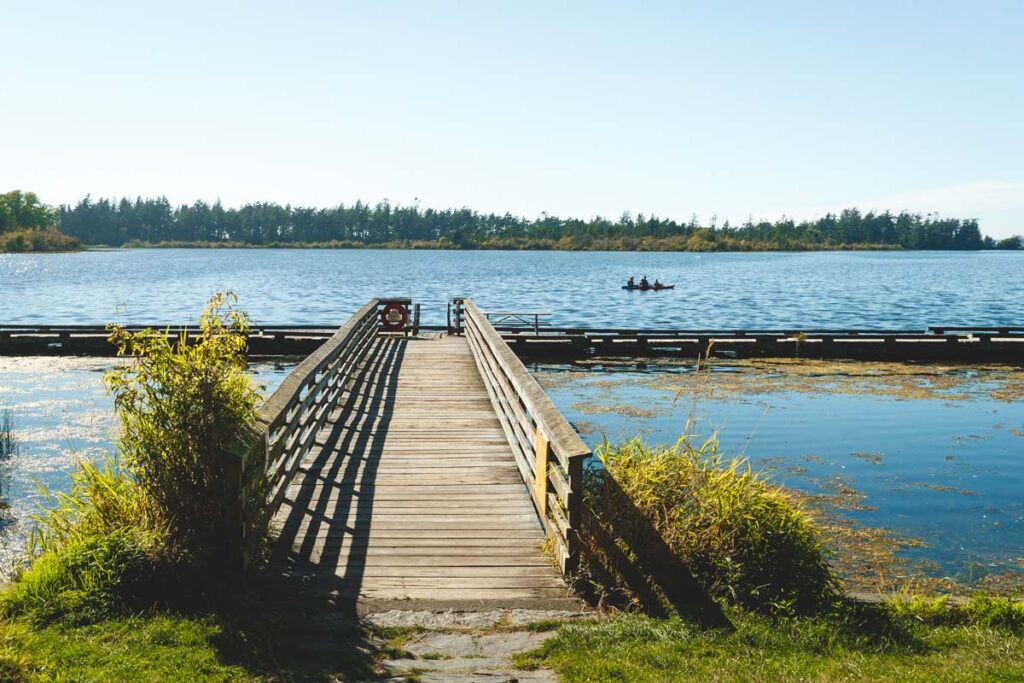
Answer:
[0,191,79,252]
[55,196,1016,251]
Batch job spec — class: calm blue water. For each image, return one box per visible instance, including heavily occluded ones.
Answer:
[536,362,1024,590]
[1,248,1022,328]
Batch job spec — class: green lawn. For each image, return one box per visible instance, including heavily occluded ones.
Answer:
[0,610,380,682]
[2,601,1022,682]
[516,609,1024,683]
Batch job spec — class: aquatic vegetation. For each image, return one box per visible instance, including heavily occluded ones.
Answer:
[569,400,660,419]
[0,409,15,520]
[565,358,1024,403]
[538,357,1024,595]
[580,433,838,615]
[851,451,884,465]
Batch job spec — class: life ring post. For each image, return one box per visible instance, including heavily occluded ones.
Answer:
[379,298,412,335]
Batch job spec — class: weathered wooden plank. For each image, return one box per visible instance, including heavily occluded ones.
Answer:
[264,332,575,606]
[279,527,545,540]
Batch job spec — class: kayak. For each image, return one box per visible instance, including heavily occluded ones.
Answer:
[622,284,675,291]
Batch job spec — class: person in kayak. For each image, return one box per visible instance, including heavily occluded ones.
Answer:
[627,276,635,287]
[639,275,650,289]
[653,278,662,289]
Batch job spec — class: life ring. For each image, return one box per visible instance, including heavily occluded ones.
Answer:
[380,302,409,332]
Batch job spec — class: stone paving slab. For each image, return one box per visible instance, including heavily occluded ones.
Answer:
[370,609,576,683]
[365,608,591,630]
[401,631,550,658]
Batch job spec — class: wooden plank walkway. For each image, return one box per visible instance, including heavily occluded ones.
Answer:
[268,334,574,607]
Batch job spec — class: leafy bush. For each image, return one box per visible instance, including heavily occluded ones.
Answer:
[581,434,838,615]
[1,294,259,624]
[106,292,259,553]
[0,227,80,253]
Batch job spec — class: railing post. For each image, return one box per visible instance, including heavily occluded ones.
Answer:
[564,454,583,574]
[450,298,465,335]
[533,426,550,518]
[219,445,244,572]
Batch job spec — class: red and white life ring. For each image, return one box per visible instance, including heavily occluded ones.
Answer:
[380,302,409,332]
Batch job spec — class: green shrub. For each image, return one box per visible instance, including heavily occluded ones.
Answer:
[0,528,160,625]
[106,292,259,554]
[0,227,79,253]
[582,434,838,615]
[1,459,174,623]
[2,294,259,624]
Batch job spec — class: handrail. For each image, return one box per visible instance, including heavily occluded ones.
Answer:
[221,298,383,570]
[458,298,591,574]
[484,311,551,335]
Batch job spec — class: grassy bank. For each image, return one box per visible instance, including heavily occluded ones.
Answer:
[517,598,1024,682]
[0,606,382,681]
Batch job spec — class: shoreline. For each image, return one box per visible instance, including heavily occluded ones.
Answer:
[82,241,966,253]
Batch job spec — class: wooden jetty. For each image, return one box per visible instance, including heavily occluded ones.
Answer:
[500,326,1024,362]
[2,319,1022,362]
[222,299,590,610]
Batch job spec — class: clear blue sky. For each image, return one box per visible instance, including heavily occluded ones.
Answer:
[2,1,1022,236]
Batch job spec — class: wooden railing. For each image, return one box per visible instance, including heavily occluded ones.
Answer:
[456,298,592,574]
[221,298,383,569]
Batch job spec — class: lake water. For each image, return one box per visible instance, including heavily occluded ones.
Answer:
[534,359,1024,592]
[0,249,1022,587]
[1,248,1022,328]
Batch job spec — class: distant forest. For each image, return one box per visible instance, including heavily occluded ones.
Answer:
[57,196,1021,251]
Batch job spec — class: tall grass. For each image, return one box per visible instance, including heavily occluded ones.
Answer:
[581,431,839,615]
[885,594,1024,633]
